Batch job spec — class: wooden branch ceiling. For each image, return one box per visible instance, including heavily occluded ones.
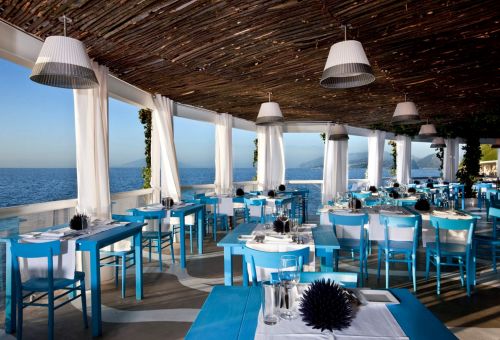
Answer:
[1,0,499,136]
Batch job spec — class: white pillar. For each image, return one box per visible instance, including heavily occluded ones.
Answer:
[322,124,348,204]
[214,113,233,195]
[367,130,386,187]
[396,135,411,185]
[257,125,285,191]
[496,149,500,178]
[443,138,459,182]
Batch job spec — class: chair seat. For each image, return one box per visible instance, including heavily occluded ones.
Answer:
[143,231,173,239]
[427,242,467,255]
[23,271,85,292]
[377,241,414,252]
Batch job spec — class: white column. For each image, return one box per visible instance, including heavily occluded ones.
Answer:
[257,125,285,191]
[150,118,161,203]
[151,95,181,202]
[396,135,411,185]
[496,149,500,178]
[73,62,111,218]
[214,113,233,195]
[322,124,348,204]
[443,138,459,182]
[367,130,386,187]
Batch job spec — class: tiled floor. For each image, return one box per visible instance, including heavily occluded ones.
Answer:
[1,207,499,340]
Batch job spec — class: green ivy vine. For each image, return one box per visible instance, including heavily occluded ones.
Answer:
[138,108,152,189]
[435,147,444,177]
[456,137,482,198]
[388,140,397,177]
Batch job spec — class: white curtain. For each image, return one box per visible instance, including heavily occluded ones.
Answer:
[257,125,285,191]
[214,113,233,195]
[73,62,110,219]
[322,124,348,204]
[367,130,386,187]
[150,115,161,203]
[151,95,181,202]
[396,135,411,185]
[497,149,500,179]
[443,138,459,182]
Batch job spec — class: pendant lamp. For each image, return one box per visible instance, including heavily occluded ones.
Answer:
[491,138,500,148]
[328,123,349,141]
[391,95,420,125]
[256,93,284,125]
[418,123,438,137]
[320,25,375,89]
[30,15,98,89]
[430,137,446,148]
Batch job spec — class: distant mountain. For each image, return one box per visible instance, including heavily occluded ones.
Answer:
[299,151,439,169]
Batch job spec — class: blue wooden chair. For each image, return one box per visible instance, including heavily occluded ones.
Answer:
[232,196,246,225]
[201,197,229,241]
[475,183,494,210]
[329,212,369,284]
[99,214,144,298]
[11,240,88,340]
[474,207,500,275]
[378,214,419,291]
[131,209,175,271]
[352,192,372,200]
[426,215,476,296]
[244,198,267,224]
[243,246,309,285]
[485,190,500,221]
[270,271,358,287]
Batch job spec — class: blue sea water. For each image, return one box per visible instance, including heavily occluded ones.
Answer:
[0,167,440,208]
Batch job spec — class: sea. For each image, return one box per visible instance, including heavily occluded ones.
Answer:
[0,167,440,210]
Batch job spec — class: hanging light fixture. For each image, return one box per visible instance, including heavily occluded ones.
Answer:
[491,138,500,148]
[30,15,98,89]
[430,137,446,148]
[391,94,420,125]
[256,92,284,125]
[418,123,438,137]
[320,24,375,89]
[328,123,349,141]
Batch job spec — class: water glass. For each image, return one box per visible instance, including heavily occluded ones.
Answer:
[278,255,300,320]
[261,281,280,325]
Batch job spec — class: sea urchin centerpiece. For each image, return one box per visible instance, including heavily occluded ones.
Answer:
[69,213,88,230]
[299,279,354,332]
[273,215,290,233]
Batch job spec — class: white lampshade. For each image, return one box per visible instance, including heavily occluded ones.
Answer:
[320,40,375,89]
[418,124,438,137]
[392,101,420,125]
[430,137,446,148]
[256,102,284,125]
[30,36,98,89]
[491,138,500,148]
[328,124,349,141]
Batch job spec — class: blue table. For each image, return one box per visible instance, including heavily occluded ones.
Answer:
[133,203,205,269]
[217,223,340,286]
[3,223,145,337]
[186,286,457,340]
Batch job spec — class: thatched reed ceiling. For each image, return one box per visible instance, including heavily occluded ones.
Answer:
[1,0,499,136]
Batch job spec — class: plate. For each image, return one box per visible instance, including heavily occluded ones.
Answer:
[357,289,400,304]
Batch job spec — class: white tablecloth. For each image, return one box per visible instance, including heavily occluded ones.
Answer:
[255,301,407,340]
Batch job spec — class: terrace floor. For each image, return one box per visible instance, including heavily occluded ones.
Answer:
[1,207,499,340]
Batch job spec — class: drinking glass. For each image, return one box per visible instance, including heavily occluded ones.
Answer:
[278,255,300,320]
[261,281,280,325]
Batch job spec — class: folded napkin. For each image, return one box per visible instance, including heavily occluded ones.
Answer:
[40,227,74,239]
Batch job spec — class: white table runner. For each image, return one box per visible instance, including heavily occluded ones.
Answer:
[255,303,407,340]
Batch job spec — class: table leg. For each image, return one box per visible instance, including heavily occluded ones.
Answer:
[90,246,102,337]
[320,251,334,272]
[223,247,233,286]
[180,215,186,269]
[242,255,249,287]
[134,231,143,300]
[5,241,15,334]
[198,210,204,255]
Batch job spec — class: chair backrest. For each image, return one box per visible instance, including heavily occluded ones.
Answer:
[11,240,61,291]
[430,215,476,249]
[244,198,266,206]
[352,192,371,200]
[243,246,309,284]
[329,212,368,227]
[490,207,500,219]
[112,214,145,223]
[379,214,419,249]
[270,271,358,288]
[193,193,206,199]
[131,208,166,219]
[233,196,245,203]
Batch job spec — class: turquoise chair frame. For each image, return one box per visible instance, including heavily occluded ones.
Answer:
[99,214,144,298]
[232,196,246,225]
[201,197,229,241]
[426,215,476,296]
[378,215,419,292]
[474,207,500,275]
[244,198,267,224]
[352,192,371,200]
[131,209,175,271]
[11,240,88,340]
[243,246,309,285]
[329,212,369,284]
[270,271,358,287]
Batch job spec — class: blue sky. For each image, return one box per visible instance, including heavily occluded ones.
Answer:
[0,58,438,168]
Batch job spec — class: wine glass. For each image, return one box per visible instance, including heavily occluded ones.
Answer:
[278,255,300,320]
